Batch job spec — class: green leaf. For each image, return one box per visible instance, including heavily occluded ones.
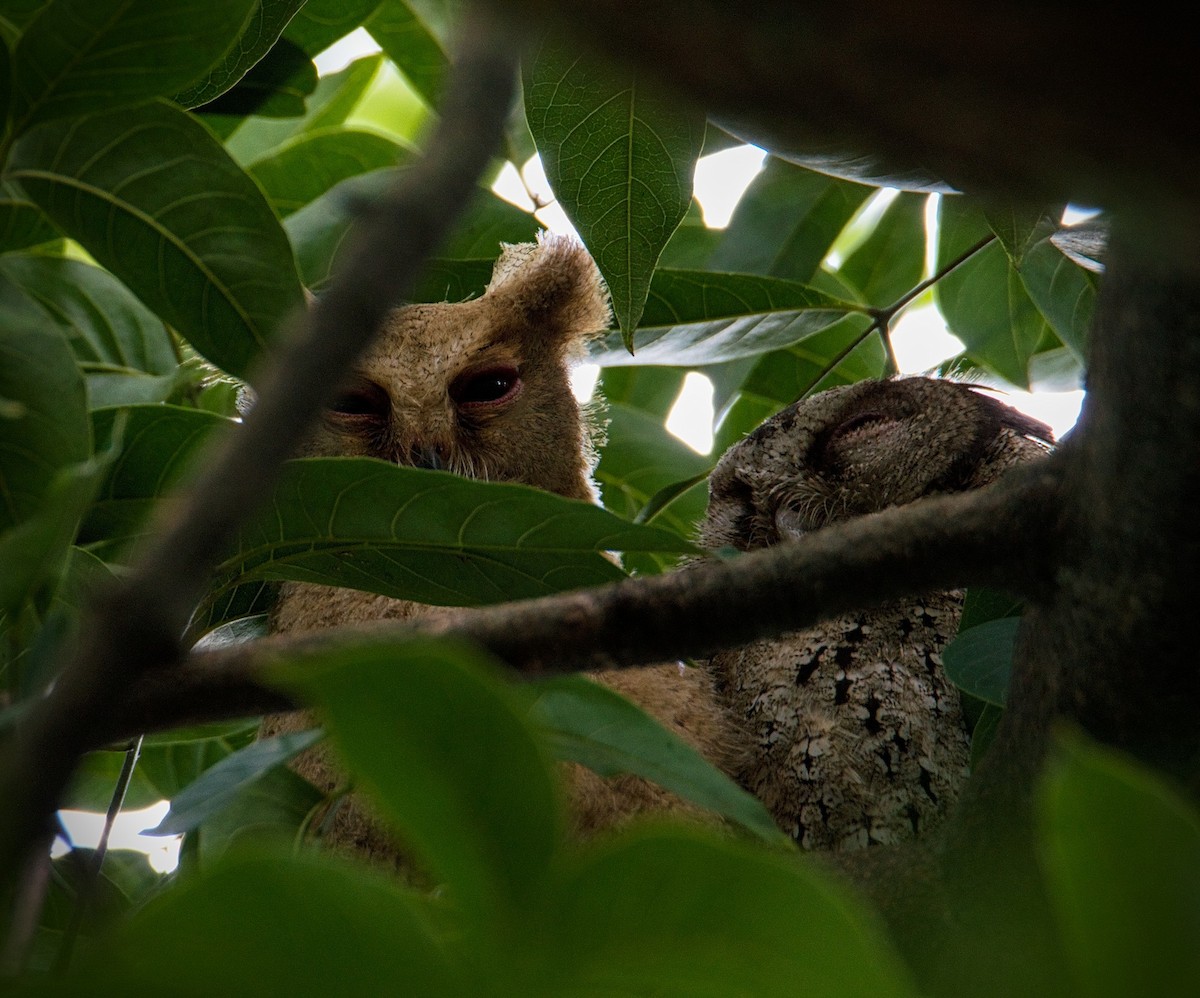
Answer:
[60,851,464,995]
[0,300,88,532]
[80,405,230,556]
[1039,732,1200,997]
[589,270,863,367]
[9,99,305,379]
[284,167,538,289]
[10,0,258,132]
[284,0,381,57]
[0,186,58,254]
[525,45,705,343]
[935,198,1047,387]
[192,37,317,119]
[277,637,561,916]
[838,192,928,307]
[540,829,919,998]
[942,617,1019,707]
[527,675,786,845]
[152,729,324,836]
[174,0,308,109]
[958,586,1024,632]
[595,402,711,573]
[1017,236,1097,361]
[248,128,411,217]
[366,0,450,107]
[64,721,260,811]
[202,457,696,617]
[0,253,176,376]
[711,156,872,279]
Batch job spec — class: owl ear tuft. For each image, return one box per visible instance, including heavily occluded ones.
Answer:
[485,233,612,349]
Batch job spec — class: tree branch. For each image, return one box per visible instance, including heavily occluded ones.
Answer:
[0,4,521,884]
[101,462,1064,744]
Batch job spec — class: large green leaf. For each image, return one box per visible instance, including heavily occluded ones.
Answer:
[1017,235,1096,361]
[80,405,230,555]
[174,0,307,109]
[711,157,872,279]
[248,128,411,217]
[0,254,178,408]
[538,829,918,998]
[935,198,1048,387]
[8,99,305,379]
[526,675,786,845]
[202,456,696,617]
[10,0,258,132]
[838,192,928,307]
[0,299,88,531]
[0,183,57,254]
[589,270,863,367]
[525,45,705,344]
[366,0,450,107]
[193,38,317,119]
[278,637,562,917]
[58,851,463,995]
[1039,733,1200,996]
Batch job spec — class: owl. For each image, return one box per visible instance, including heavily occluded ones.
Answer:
[700,377,1054,850]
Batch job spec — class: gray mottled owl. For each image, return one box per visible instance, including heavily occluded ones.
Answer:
[700,377,1053,851]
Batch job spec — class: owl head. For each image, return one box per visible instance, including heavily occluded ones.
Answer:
[304,233,611,502]
[701,377,1054,552]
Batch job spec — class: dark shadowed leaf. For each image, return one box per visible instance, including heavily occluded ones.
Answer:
[942,617,1019,707]
[192,38,317,118]
[366,0,450,106]
[9,100,304,379]
[526,675,786,845]
[0,183,57,253]
[1039,732,1200,997]
[1017,236,1096,360]
[589,270,863,367]
[174,0,308,109]
[278,638,562,917]
[10,0,257,132]
[284,0,381,56]
[525,44,705,343]
[200,457,696,617]
[538,829,918,997]
[59,851,464,995]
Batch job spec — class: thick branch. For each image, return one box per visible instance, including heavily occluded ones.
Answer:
[103,463,1063,743]
[0,6,521,882]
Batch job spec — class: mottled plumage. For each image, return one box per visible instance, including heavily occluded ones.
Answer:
[701,377,1053,850]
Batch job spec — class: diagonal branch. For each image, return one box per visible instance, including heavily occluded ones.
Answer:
[103,459,1066,744]
[0,4,522,884]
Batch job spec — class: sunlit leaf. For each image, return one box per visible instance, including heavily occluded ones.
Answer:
[248,128,411,217]
[1018,237,1097,361]
[590,270,863,367]
[9,100,305,379]
[838,192,927,306]
[366,0,449,106]
[525,44,705,343]
[711,157,871,279]
[1039,732,1200,997]
[10,0,257,132]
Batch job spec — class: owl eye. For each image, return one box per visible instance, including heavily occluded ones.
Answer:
[450,366,522,409]
[329,380,390,421]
